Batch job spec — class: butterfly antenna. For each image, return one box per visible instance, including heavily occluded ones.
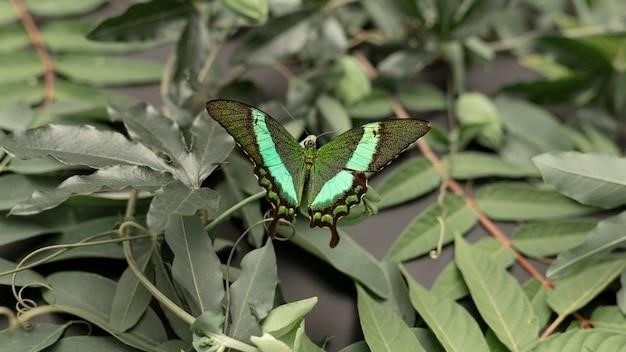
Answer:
[280,103,310,136]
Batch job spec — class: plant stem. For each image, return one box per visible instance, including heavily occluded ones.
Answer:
[205,191,266,232]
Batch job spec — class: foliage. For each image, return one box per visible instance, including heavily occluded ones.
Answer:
[1,0,626,352]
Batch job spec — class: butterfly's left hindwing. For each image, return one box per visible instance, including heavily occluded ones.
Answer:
[206,100,305,228]
[308,119,430,247]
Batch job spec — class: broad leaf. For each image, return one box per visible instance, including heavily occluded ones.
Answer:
[190,112,235,184]
[533,152,626,209]
[357,285,425,352]
[251,333,291,352]
[511,219,596,258]
[0,124,170,172]
[445,152,540,179]
[401,267,489,352]
[262,297,318,337]
[45,336,139,352]
[455,236,539,352]
[229,240,278,342]
[397,84,446,112]
[25,0,105,16]
[590,306,626,333]
[0,257,46,287]
[387,195,477,262]
[147,181,220,234]
[380,260,415,326]
[534,329,626,352]
[54,55,163,87]
[0,174,57,211]
[375,157,441,209]
[0,52,42,85]
[164,216,224,324]
[0,323,72,352]
[456,92,502,149]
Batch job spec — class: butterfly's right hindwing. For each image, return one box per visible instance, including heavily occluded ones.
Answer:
[206,100,305,225]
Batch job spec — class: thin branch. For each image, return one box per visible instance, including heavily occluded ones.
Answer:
[10,0,55,108]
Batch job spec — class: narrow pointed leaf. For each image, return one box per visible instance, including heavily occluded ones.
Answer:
[455,236,539,352]
[445,152,539,179]
[387,195,476,262]
[164,216,224,322]
[547,257,626,315]
[533,152,626,209]
[147,181,220,234]
[11,165,171,215]
[54,55,163,86]
[401,267,489,352]
[375,157,441,209]
[0,124,170,172]
[512,219,596,258]
[534,329,626,352]
[288,223,389,298]
[476,182,598,220]
[110,243,155,331]
[548,211,626,278]
[229,240,278,342]
[357,285,426,352]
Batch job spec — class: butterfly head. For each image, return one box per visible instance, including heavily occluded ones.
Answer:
[301,135,317,148]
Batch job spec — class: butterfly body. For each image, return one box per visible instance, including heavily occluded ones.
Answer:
[206,99,430,247]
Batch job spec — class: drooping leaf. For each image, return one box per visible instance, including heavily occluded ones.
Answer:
[11,165,172,215]
[380,260,415,326]
[262,297,318,337]
[229,240,278,342]
[0,124,171,172]
[8,157,70,175]
[0,323,72,352]
[445,152,540,180]
[387,195,477,262]
[511,219,596,258]
[54,55,163,87]
[87,0,191,41]
[375,157,441,209]
[356,285,426,352]
[475,182,598,221]
[401,267,489,352]
[454,236,539,352]
[533,152,626,209]
[164,216,224,324]
[0,257,46,287]
[547,257,626,316]
[288,223,389,298]
[0,174,57,211]
[548,211,626,278]
[147,181,220,234]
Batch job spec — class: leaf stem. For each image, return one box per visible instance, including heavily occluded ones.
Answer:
[204,191,266,232]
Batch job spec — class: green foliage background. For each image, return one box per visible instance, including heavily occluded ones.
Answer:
[1,0,626,351]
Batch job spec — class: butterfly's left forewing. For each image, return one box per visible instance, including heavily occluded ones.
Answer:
[206,100,306,232]
[308,119,430,247]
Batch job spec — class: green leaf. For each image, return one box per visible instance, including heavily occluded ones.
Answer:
[338,341,370,352]
[0,257,46,287]
[360,0,405,38]
[316,94,352,135]
[375,157,441,209]
[401,267,489,352]
[0,174,57,211]
[534,330,626,352]
[348,90,392,119]
[223,0,269,22]
[164,216,225,323]
[548,211,626,278]
[88,0,190,41]
[0,2,18,25]
[430,237,515,301]
[454,236,539,352]
[0,323,72,352]
[380,260,415,326]
[262,297,318,337]
[511,219,596,258]
[55,55,163,87]
[445,152,540,180]
[397,84,446,112]
[475,182,598,221]
[8,157,69,174]
[11,166,171,215]
[251,333,292,352]
[522,278,552,328]
[42,20,167,54]
[495,96,572,166]
[25,0,105,16]
[0,81,42,109]
[45,336,139,352]
[378,50,428,79]
[147,181,219,233]
[110,243,155,331]
[0,52,42,85]
[357,285,426,352]
[190,112,235,184]
[0,124,170,172]
[288,223,389,298]
[590,306,626,333]
[335,56,372,105]
[386,195,477,262]
[229,240,278,342]
[620,272,626,315]
[533,152,626,209]
[456,92,503,149]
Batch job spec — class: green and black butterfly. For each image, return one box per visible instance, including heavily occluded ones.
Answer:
[206,99,430,247]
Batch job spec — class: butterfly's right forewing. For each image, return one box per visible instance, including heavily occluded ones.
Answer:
[206,100,306,229]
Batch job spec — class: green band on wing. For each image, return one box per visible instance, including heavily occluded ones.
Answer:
[252,109,298,204]
[346,122,380,171]
[311,170,354,207]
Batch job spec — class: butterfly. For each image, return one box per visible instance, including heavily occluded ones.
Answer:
[206,99,431,247]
